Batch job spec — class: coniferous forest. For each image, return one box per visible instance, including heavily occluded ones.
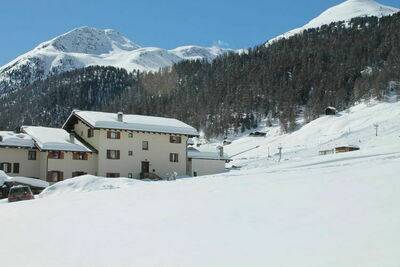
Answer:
[0,13,399,137]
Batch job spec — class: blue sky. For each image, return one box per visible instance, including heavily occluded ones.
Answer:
[0,0,398,65]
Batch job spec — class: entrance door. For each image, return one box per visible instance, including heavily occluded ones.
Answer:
[141,161,150,174]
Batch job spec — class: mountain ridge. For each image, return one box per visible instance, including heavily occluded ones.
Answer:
[0,26,231,94]
[267,0,399,44]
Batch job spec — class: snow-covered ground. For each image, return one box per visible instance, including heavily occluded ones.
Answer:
[267,0,399,45]
[0,100,399,267]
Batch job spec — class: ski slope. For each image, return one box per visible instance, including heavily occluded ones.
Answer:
[267,0,399,44]
[0,100,399,267]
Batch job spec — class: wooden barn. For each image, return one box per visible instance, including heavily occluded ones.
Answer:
[335,145,360,154]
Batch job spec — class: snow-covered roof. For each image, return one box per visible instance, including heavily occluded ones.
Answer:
[188,147,231,161]
[21,126,93,152]
[66,110,199,136]
[0,131,35,148]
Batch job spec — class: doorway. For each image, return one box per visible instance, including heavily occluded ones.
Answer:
[141,161,150,174]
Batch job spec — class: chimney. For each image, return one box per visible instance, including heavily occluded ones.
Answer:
[69,133,75,143]
[117,112,123,122]
[217,146,224,158]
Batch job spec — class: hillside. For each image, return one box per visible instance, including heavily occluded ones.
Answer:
[0,13,399,136]
[0,26,230,94]
[267,0,399,44]
[1,100,399,267]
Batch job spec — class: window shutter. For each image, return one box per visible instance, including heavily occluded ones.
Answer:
[107,150,110,159]
[116,150,120,159]
[7,163,11,173]
[59,172,64,181]
[117,132,121,139]
[170,153,173,162]
[107,131,111,139]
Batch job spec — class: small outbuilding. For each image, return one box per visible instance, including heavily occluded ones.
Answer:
[325,107,338,116]
[335,145,360,154]
[187,147,231,177]
[249,131,267,137]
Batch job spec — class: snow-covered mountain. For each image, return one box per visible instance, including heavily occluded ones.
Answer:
[267,0,399,44]
[0,26,231,93]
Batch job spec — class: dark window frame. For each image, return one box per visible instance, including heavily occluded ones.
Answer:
[106,173,120,178]
[47,171,64,182]
[73,152,88,160]
[107,131,121,139]
[0,162,12,173]
[28,150,37,160]
[87,128,94,138]
[106,150,120,160]
[170,136,182,144]
[13,163,20,174]
[142,141,149,151]
[72,171,87,177]
[169,153,179,163]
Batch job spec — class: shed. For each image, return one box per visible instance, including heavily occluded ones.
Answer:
[325,107,338,116]
[187,147,231,177]
[335,145,360,154]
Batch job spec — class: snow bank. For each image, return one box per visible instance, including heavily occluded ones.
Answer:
[40,175,137,197]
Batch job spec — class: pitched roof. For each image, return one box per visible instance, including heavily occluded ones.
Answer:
[21,126,93,152]
[0,131,35,148]
[64,110,199,136]
[187,147,231,161]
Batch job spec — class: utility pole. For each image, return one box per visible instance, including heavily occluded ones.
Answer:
[278,146,283,162]
[373,123,379,137]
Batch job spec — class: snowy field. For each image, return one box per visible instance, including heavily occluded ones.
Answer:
[0,100,400,267]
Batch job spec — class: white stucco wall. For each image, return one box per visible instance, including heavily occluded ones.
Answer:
[0,147,41,178]
[95,130,188,179]
[46,151,98,180]
[190,158,226,177]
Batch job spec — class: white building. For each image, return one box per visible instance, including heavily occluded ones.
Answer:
[0,111,230,183]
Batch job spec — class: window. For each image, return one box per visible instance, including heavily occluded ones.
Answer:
[170,153,179,163]
[13,163,20,174]
[47,171,63,182]
[48,151,64,159]
[106,150,120,159]
[107,131,121,139]
[73,152,88,160]
[72,171,86,177]
[128,173,133,178]
[87,128,94,138]
[142,141,149,150]
[128,133,133,138]
[128,150,133,156]
[170,136,182,144]
[28,150,36,160]
[0,163,12,173]
[106,173,120,178]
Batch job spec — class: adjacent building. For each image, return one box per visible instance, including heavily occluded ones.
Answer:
[0,111,230,183]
